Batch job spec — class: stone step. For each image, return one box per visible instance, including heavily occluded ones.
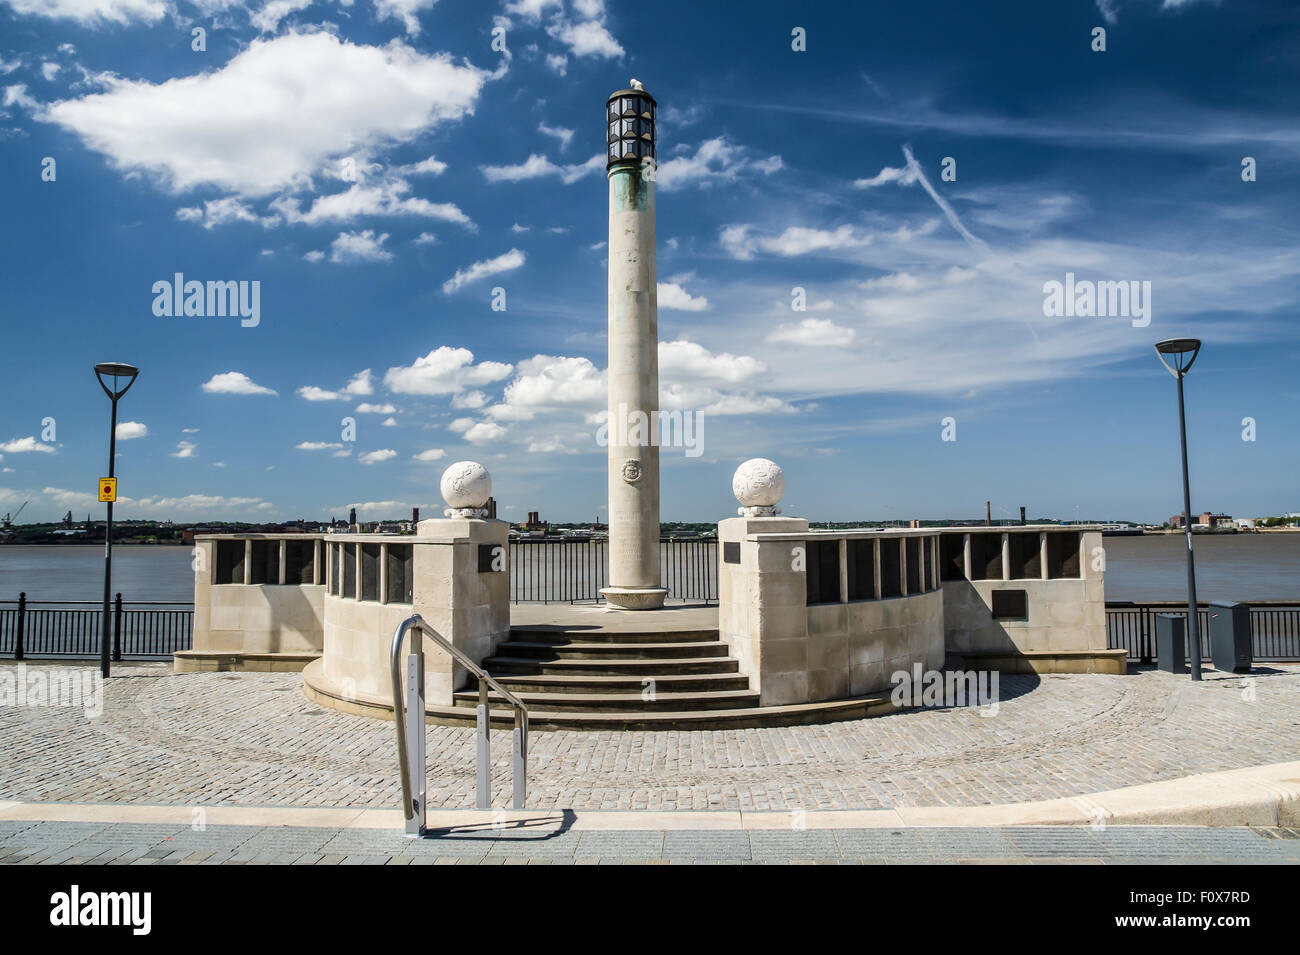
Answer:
[488,672,752,694]
[425,694,899,730]
[510,626,720,645]
[452,688,761,713]
[493,639,730,661]
[482,655,740,676]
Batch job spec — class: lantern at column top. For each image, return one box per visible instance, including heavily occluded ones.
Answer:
[606,80,656,169]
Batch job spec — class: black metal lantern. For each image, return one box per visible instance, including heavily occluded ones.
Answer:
[606,82,656,168]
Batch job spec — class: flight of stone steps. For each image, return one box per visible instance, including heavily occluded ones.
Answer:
[451,620,896,730]
[453,623,762,729]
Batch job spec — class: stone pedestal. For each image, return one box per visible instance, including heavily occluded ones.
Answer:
[717,516,811,705]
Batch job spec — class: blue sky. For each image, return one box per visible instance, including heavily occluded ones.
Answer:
[1,0,1297,525]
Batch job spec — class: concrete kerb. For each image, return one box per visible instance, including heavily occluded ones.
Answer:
[2,761,1296,832]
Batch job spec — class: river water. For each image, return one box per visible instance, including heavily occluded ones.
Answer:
[0,534,1297,604]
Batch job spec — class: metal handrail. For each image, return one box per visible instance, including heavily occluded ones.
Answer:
[390,614,529,836]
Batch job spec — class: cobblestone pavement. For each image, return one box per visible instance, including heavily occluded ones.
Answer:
[1,663,1298,811]
[1,820,1297,865]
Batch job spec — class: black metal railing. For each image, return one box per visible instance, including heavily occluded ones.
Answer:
[1106,600,1300,663]
[508,537,718,604]
[0,593,194,660]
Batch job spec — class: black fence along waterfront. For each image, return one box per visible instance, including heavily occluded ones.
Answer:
[0,594,194,660]
[1105,600,1300,663]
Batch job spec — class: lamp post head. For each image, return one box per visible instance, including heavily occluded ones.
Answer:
[606,81,656,170]
[94,361,139,399]
[1154,338,1201,379]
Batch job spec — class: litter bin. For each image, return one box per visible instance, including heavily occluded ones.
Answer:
[1155,614,1185,673]
[1208,601,1252,673]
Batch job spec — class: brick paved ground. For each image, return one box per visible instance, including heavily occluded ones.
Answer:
[1,663,1298,811]
[1,820,1297,865]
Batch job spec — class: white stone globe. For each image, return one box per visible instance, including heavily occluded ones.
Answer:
[440,461,492,509]
[732,458,785,508]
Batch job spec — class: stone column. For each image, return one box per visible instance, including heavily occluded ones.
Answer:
[601,81,667,610]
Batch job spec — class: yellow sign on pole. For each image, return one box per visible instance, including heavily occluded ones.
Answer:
[98,477,117,503]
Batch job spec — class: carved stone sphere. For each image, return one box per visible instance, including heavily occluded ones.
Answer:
[440,461,491,509]
[732,458,784,508]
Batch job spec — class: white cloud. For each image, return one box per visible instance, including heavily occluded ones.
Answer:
[766,318,856,347]
[490,355,605,422]
[3,0,166,25]
[40,62,60,81]
[343,368,374,395]
[720,223,873,260]
[325,229,393,264]
[355,402,397,414]
[0,436,55,454]
[359,449,398,464]
[271,181,472,228]
[200,372,277,396]
[853,164,918,189]
[545,54,568,76]
[384,346,513,395]
[404,154,447,176]
[171,440,198,458]
[505,0,560,18]
[380,417,397,427]
[114,421,148,440]
[373,0,438,36]
[657,280,710,311]
[659,339,766,385]
[547,19,624,58]
[414,231,437,244]
[442,248,525,293]
[297,385,341,401]
[538,121,574,150]
[462,421,507,445]
[296,441,343,450]
[251,0,313,32]
[656,138,783,191]
[451,389,488,409]
[44,33,487,198]
[412,448,445,461]
[481,153,603,185]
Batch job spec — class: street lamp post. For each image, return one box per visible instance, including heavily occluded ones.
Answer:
[1154,339,1203,681]
[95,362,139,679]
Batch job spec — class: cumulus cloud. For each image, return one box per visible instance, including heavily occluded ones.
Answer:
[659,339,766,385]
[547,19,624,58]
[44,33,487,198]
[412,448,445,461]
[355,402,397,414]
[442,248,525,293]
[657,279,710,311]
[114,421,148,440]
[171,440,198,458]
[384,346,512,396]
[481,153,603,185]
[720,224,873,260]
[0,436,56,454]
[766,318,856,347]
[323,230,393,263]
[656,138,783,191]
[271,181,472,228]
[200,372,277,396]
[3,0,166,25]
[296,441,343,450]
[358,449,398,464]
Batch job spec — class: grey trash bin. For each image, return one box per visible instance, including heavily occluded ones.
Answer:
[1208,601,1252,673]
[1155,614,1186,673]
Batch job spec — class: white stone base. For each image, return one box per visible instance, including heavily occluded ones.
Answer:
[600,587,669,610]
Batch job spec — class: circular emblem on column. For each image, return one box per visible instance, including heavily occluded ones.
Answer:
[621,459,642,484]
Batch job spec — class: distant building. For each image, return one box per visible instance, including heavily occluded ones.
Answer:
[1170,511,1233,528]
